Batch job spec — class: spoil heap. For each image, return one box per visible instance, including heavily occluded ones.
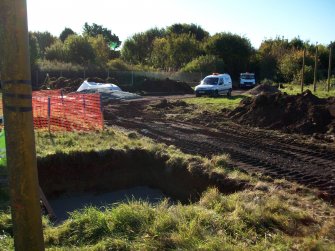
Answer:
[229,90,335,135]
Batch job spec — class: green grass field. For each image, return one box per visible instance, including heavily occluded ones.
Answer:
[185,95,247,111]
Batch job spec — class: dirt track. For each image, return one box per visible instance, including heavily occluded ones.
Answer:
[104,96,335,203]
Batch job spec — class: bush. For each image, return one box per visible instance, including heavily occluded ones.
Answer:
[260,78,276,86]
[181,55,225,74]
[45,40,69,62]
[38,59,84,72]
[107,59,133,71]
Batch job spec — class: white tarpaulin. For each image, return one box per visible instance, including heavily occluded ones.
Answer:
[77,81,122,92]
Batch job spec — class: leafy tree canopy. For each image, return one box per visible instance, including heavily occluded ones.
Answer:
[121,28,166,65]
[204,32,253,77]
[64,35,95,65]
[166,23,209,41]
[83,22,121,49]
[31,31,57,57]
[60,27,76,42]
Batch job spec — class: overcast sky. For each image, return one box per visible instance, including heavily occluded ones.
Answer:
[27,0,335,48]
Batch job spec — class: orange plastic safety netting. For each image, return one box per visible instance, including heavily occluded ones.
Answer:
[32,90,104,131]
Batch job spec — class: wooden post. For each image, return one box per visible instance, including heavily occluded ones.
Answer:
[327,47,332,92]
[47,96,51,133]
[313,45,318,92]
[39,186,56,219]
[0,0,45,250]
[301,48,306,93]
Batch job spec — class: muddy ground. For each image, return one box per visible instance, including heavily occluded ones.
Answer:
[103,93,335,203]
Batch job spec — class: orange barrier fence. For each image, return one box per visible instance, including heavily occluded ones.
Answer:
[32,90,104,131]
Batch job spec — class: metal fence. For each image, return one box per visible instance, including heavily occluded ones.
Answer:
[31,69,204,89]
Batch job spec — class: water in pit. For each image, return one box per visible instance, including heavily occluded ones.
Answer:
[49,186,166,222]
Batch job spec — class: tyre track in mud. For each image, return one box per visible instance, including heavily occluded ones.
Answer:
[107,117,335,202]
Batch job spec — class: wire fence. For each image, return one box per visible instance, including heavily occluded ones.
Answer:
[32,69,204,89]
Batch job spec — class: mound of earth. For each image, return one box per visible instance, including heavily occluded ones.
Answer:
[246,84,280,95]
[134,78,194,94]
[42,77,84,93]
[229,90,335,136]
[151,99,189,109]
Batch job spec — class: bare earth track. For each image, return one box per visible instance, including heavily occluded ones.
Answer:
[104,96,335,203]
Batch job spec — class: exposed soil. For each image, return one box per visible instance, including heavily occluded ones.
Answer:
[103,95,335,203]
[129,78,194,95]
[38,149,246,203]
[229,90,335,136]
[246,84,280,95]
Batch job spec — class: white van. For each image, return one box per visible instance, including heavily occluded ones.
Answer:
[195,73,232,97]
[239,72,256,88]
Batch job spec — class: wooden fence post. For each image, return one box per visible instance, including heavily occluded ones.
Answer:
[301,48,306,93]
[327,46,332,92]
[313,45,318,92]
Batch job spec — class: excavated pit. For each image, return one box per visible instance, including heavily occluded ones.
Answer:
[38,149,246,219]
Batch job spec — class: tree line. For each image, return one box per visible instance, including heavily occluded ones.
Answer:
[27,22,334,83]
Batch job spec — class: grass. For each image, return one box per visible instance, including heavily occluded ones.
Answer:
[185,95,247,111]
[0,129,334,250]
[280,81,335,98]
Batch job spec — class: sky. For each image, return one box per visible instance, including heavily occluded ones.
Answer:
[26,0,335,49]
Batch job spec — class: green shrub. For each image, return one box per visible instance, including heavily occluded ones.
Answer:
[107,58,133,71]
[38,59,84,72]
[181,55,225,74]
[260,78,276,86]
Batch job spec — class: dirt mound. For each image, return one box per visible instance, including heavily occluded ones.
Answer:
[135,78,194,94]
[151,99,189,109]
[86,77,106,83]
[229,90,335,135]
[43,77,84,93]
[246,84,280,95]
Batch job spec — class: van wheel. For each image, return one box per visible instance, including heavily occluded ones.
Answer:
[213,90,219,97]
[227,89,232,97]
[196,93,201,97]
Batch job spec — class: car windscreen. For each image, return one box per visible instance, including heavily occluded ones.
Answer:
[202,77,219,85]
[240,74,254,79]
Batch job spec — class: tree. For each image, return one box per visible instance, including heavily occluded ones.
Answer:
[32,31,57,57]
[279,50,313,82]
[150,37,169,69]
[151,33,201,70]
[64,35,95,65]
[166,23,209,41]
[204,32,253,78]
[45,40,68,62]
[59,27,76,42]
[257,37,292,81]
[83,22,121,49]
[289,37,304,50]
[28,32,40,69]
[88,35,110,67]
[121,28,165,65]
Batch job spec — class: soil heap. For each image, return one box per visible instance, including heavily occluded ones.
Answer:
[43,77,84,93]
[133,78,194,94]
[246,84,280,95]
[229,90,335,135]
